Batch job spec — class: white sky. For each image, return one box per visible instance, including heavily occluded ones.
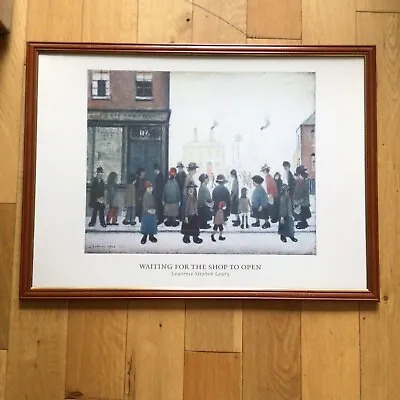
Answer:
[169,71,315,176]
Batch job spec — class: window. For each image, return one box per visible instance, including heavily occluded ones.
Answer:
[87,126,123,183]
[135,72,153,100]
[91,70,111,99]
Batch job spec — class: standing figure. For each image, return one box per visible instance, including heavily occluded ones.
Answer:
[135,168,146,223]
[123,173,137,225]
[181,182,203,244]
[88,166,107,228]
[271,172,283,223]
[198,173,213,229]
[211,201,226,242]
[251,175,269,228]
[140,181,158,244]
[163,167,181,227]
[260,163,278,228]
[278,184,298,242]
[238,187,251,229]
[282,161,296,199]
[176,161,187,220]
[153,163,165,225]
[183,162,199,197]
[106,171,120,225]
[230,169,240,226]
[293,165,312,229]
[212,174,231,222]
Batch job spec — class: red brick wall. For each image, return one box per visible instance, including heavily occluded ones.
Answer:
[300,125,316,179]
[87,71,169,110]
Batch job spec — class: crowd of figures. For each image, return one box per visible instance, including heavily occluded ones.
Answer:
[88,160,313,245]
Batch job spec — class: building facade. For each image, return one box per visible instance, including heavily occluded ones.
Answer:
[87,70,171,186]
[295,112,316,193]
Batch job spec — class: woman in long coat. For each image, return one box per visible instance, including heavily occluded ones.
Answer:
[293,165,312,229]
[106,171,119,225]
[181,182,203,244]
[198,173,213,229]
[230,169,240,226]
[163,167,181,227]
[135,168,146,223]
[278,184,298,242]
[140,181,158,244]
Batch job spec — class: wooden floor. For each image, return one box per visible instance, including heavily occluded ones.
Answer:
[1,0,400,399]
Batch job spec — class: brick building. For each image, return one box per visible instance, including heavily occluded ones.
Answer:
[86,70,171,186]
[295,112,316,192]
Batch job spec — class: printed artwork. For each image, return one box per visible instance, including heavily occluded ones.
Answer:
[85,70,316,255]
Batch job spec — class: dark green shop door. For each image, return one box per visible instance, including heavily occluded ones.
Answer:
[128,140,161,184]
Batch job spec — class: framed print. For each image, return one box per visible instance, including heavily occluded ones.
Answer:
[19,42,379,300]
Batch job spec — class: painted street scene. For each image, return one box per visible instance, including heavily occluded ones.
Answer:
[85,70,316,255]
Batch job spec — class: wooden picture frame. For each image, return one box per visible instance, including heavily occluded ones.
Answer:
[19,42,379,301]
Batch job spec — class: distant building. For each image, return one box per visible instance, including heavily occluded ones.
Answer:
[181,128,226,177]
[295,112,316,192]
[87,70,171,185]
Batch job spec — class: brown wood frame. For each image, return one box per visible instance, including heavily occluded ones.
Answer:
[19,42,379,301]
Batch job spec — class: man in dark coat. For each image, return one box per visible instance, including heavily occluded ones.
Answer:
[212,174,231,221]
[176,161,187,220]
[88,166,107,227]
[153,163,165,225]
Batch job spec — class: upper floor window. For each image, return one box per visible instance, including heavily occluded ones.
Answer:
[91,70,111,99]
[135,72,153,100]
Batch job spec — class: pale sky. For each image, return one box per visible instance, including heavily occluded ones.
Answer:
[168,71,315,176]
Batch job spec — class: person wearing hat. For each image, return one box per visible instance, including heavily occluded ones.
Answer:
[162,167,181,227]
[293,165,311,229]
[183,161,199,208]
[260,163,278,227]
[212,174,231,223]
[181,181,203,244]
[251,175,269,228]
[230,169,241,227]
[88,166,107,228]
[197,173,213,229]
[175,162,187,220]
[278,184,298,243]
[140,181,158,244]
[153,163,165,225]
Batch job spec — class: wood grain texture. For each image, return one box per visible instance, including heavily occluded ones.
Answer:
[0,0,13,33]
[138,0,192,43]
[0,351,6,400]
[357,12,400,400]
[301,303,360,400]
[82,0,138,43]
[247,38,302,45]
[5,304,68,400]
[26,0,83,41]
[243,302,301,400]
[185,300,242,352]
[302,0,356,44]
[184,352,241,400]
[0,205,16,349]
[192,0,246,43]
[0,0,26,203]
[125,301,185,400]
[357,0,400,12]
[247,0,301,39]
[65,302,127,400]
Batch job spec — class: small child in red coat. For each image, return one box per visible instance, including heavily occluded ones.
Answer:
[211,201,226,242]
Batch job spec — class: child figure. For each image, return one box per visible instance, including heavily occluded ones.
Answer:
[238,187,251,229]
[140,181,158,244]
[122,173,136,225]
[211,201,226,242]
[251,175,269,228]
[181,182,203,244]
[278,184,298,243]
